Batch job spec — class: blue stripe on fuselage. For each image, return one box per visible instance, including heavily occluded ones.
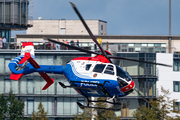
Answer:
[63,61,127,97]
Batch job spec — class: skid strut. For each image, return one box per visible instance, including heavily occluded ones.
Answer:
[58,81,121,110]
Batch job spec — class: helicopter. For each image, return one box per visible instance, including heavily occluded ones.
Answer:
[8,2,171,110]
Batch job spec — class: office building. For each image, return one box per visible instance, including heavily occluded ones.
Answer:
[0,0,33,43]
[26,19,107,35]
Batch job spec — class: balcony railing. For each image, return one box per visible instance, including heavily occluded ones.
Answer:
[0,42,96,50]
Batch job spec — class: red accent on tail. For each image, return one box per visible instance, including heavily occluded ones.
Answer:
[19,52,40,68]
[10,73,24,81]
[18,52,54,90]
[19,52,31,64]
[22,42,34,47]
[28,57,40,68]
[39,73,54,90]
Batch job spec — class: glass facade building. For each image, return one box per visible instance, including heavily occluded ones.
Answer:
[115,53,157,119]
[0,0,32,42]
[102,43,166,53]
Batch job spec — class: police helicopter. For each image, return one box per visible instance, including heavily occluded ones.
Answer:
[8,2,171,110]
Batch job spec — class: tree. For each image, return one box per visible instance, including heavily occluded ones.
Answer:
[133,87,180,120]
[32,100,49,120]
[74,108,93,120]
[0,91,24,120]
[74,97,121,120]
[0,93,8,119]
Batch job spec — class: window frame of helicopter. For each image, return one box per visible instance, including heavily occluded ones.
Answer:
[92,64,106,73]
[104,64,115,75]
[85,64,92,71]
[92,63,116,76]
[116,65,132,82]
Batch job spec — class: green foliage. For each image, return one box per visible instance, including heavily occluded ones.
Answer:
[0,93,8,119]
[74,97,121,120]
[0,91,24,120]
[95,97,121,120]
[74,108,93,120]
[133,87,180,120]
[32,100,49,120]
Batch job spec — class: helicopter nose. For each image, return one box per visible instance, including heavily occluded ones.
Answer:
[121,80,135,93]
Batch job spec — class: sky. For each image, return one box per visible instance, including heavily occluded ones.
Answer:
[12,0,180,36]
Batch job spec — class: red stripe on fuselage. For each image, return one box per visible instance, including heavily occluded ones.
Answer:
[121,80,135,92]
[72,55,110,63]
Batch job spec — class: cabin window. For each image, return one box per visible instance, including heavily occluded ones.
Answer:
[85,64,92,71]
[93,64,106,73]
[104,65,114,75]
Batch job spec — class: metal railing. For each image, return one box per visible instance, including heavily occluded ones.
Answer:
[0,42,96,50]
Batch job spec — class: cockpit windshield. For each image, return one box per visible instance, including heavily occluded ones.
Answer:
[116,65,131,81]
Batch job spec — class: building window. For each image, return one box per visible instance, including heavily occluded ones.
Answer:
[173,59,180,71]
[101,25,103,30]
[60,28,66,34]
[27,100,34,115]
[122,49,127,52]
[117,43,166,53]
[27,78,34,94]
[173,102,180,112]
[128,48,134,52]
[173,81,180,92]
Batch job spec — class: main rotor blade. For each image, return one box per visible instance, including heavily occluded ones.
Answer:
[108,55,172,67]
[134,88,149,103]
[70,2,107,57]
[44,38,100,55]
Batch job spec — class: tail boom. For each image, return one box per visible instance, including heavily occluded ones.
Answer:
[9,42,64,90]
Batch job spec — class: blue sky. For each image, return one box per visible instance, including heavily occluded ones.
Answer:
[12,0,180,36]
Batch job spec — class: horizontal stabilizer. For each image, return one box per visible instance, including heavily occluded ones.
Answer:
[10,73,24,81]
[39,73,54,90]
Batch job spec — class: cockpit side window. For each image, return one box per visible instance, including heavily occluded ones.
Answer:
[104,65,114,75]
[85,64,92,71]
[93,64,106,73]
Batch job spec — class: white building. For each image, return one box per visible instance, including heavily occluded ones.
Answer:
[27,19,107,35]
[157,53,180,117]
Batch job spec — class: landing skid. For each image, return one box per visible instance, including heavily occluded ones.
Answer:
[58,81,121,110]
[76,96,121,111]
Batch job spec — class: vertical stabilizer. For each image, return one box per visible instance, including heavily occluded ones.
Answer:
[21,42,34,56]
